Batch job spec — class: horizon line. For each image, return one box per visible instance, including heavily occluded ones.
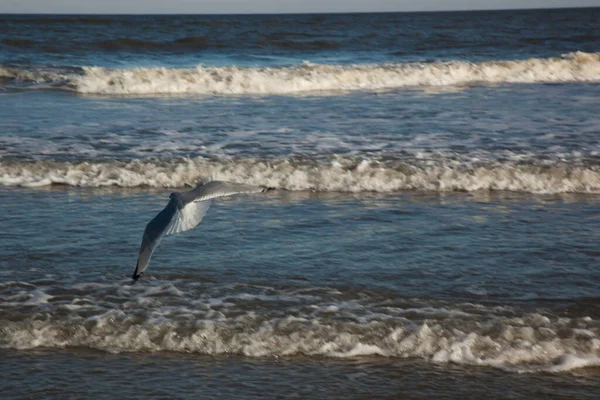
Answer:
[1,5,598,16]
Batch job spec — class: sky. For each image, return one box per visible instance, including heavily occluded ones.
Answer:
[1,0,598,14]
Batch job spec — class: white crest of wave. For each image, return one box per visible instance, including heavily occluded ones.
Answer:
[66,52,600,94]
[2,157,600,194]
[2,311,600,372]
[0,66,68,84]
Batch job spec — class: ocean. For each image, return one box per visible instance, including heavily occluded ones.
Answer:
[1,8,600,399]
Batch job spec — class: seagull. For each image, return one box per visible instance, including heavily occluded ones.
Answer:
[132,181,271,282]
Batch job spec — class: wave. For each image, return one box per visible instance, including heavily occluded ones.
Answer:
[0,66,75,85]
[1,38,38,47]
[172,36,211,46]
[1,282,599,372]
[94,38,166,51]
[4,310,599,372]
[1,52,598,95]
[1,36,340,51]
[2,156,600,193]
[263,39,342,50]
[94,36,226,51]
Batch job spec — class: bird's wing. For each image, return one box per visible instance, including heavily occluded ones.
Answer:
[182,181,267,204]
[133,200,178,281]
[132,181,270,281]
[164,198,213,235]
[163,181,266,236]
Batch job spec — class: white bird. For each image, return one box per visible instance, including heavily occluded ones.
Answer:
[132,181,271,281]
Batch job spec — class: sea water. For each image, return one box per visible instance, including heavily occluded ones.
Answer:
[1,9,600,399]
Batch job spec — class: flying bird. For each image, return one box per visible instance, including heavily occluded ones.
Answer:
[132,181,271,281]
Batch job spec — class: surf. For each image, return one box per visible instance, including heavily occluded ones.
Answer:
[2,156,600,193]
[1,52,599,95]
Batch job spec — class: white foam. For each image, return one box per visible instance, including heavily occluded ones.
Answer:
[1,157,600,194]
[2,52,599,95]
[23,289,53,305]
[543,354,600,372]
[141,283,185,298]
[2,310,599,373]
[0,66,67,84]
[2,282,599,373]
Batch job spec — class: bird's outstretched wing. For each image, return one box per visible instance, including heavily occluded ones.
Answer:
[132,181,269,281]
[181,180,267,205]
[165,180,266,234]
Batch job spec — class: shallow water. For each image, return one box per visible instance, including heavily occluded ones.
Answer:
[2,188,600,369]
[2,82,600,193]
[3,350,600,400]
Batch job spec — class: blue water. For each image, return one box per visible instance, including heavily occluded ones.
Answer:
[2,10,599,67]
[1,8,600,399]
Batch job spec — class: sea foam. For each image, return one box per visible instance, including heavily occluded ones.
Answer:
[2,281,599,372]
[1,52,599,95]
[2,307,599,373]
[1,157,600,193]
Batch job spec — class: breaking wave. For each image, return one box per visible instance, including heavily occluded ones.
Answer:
[1,52,599,95]
[1,281,599,373]
[1,156,600,193]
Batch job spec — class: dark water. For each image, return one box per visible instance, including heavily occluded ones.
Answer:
[3,351,600,400]
[1,9,599,67]
[1,8,600,399]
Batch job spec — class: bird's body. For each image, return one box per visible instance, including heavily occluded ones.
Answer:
[133,181,269,281]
